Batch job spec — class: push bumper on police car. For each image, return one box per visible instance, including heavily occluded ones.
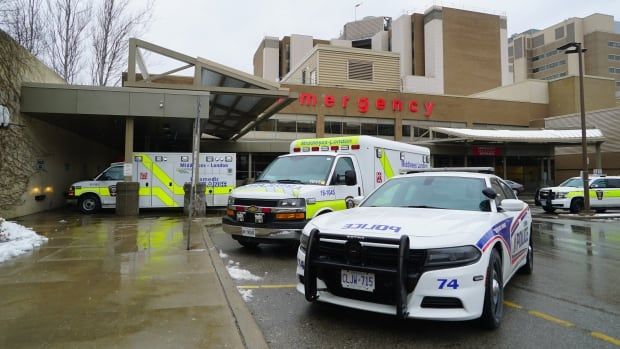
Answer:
[296,229,488,321]
[536,189,572,209]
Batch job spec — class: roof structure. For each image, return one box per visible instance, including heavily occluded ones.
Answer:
[425,127,605,144]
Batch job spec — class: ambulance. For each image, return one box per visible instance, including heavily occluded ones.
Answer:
[222,136,431,247]
[67,152,236,213]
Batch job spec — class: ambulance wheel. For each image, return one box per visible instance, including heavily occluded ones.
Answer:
[78,194,100,214]
[237,239,260,249]
[479,248,503,330]
[569,198,584,214]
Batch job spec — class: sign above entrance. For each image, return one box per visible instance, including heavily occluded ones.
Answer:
[472,146,502,156]
[298,92,435,118]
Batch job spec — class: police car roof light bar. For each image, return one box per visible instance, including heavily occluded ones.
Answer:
[407,167,495,175]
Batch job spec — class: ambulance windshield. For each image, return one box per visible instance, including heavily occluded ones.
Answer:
[257,155,334,185]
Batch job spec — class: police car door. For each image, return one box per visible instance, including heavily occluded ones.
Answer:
[493,179,529,274]
[330,156,360,209]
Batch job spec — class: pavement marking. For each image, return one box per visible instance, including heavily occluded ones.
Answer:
[502,300,522,309]
[237,284,296,289]
[591,332,620,346]
[527,310,575,327]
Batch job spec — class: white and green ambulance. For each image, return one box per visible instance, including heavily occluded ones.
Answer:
[222,136,431,247]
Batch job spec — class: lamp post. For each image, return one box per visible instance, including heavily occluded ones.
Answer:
[354,2,362,22]
[557,42,590,214]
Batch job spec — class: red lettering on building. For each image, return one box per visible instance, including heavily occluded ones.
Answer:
[424,101,434,117]
[375,98,385,110]
[341,95,350,108]
[358,97,369,113]
[408,100,418,113]
[472,146,502,156]
[299,92,317,106]
[324,95,335,107]
[392,99,403,111]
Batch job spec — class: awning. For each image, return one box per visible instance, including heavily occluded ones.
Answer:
[427,127,605,144]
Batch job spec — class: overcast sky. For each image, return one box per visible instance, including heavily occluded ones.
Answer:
[137,0,618,74]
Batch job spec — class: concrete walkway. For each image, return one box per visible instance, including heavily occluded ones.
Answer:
[0,210,267,349]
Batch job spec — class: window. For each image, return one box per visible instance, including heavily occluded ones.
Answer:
[277,119,296,132]
[610,67,620,74]
[343,120,361,134]
[609,41,620,48]
[402,125,411,137]
[532,34,544,48]
[325,120,342,134]
[607,179,620,188]
[348,60,373,81]
[255,119,275,131]
[608,54,620,61]
[330,157,356,185]
[361,122,377,136]
[297,119,316,133]
[555,26,565,40]
[309,70,317,85]
[590,179,607,189]
[301,69,306,84]
[99,166,124,181]
[377,123,394,136]
[616,81,620,87]
[508,46,514,57]
[490,179,505,207]
[259,155,334,185]
[500,181,517,200]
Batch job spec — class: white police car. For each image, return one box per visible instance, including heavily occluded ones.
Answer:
[297,172,532,329]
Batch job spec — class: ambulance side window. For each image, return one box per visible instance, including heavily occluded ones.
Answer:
[100,166,124,181]
[331,157,355,185]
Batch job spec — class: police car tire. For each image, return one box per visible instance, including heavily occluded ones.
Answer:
[595,209,606,213]
[569,198,584,214]
[78,195,100,214]
[542,206,556,213]
[479,249,503,329]
[519,235,533,275]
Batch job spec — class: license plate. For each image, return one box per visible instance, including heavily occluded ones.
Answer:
[341,269,375,292]
[241,227,256,237]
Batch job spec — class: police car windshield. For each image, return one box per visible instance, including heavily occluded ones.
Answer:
[258,155,334,185]
[559,178,583,187]
[361,176,489,212]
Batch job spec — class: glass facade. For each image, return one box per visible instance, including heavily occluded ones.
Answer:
[325,116,394,139]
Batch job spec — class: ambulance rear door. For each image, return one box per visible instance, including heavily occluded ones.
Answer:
[133,154,152,208]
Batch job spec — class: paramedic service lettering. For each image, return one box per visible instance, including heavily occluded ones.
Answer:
[200,177,228,187]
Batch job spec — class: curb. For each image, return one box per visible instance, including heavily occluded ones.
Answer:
[200,222,269,349]
[556,214,620,220]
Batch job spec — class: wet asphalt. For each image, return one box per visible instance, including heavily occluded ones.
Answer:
[210,206,620,349]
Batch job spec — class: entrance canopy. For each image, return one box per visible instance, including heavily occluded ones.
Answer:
[20,38,297,150]
[424,127,605,145]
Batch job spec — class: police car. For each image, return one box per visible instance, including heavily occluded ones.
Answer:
[297,172,532,329]
[536,175,620,213]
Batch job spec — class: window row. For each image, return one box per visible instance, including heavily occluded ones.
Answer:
[531,59,566,73]
[530,49,558,62]
[609,67,620,74]
[541,71,567,81]
[325,117,394,136]
[609,54,620,61]
[254,114,316,133]
[608,41,620,49]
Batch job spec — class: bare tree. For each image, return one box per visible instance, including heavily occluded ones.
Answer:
[47,0,91,83]
[90,0,152,86]
[0,0,47,56]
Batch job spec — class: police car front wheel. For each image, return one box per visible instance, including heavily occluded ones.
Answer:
[479,249,503,329]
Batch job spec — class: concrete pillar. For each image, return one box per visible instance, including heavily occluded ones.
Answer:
[118,117,139,216]
[248,152,253,179]
[184,183,206,217]
[503,155,507,179]
[316,113,325,138]
[540,158,545,187]
[547,157,552,185]
[595,142,602,171]
[394,117,402,141]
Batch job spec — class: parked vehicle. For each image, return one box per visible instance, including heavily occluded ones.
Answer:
[535,175,620,213]
[67,152,236,213]
[222,136,431,247]
[297,171,532,329]
[504,180,524,196]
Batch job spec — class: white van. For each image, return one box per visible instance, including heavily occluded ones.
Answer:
[67,152,236,213]
[222,136,430,247]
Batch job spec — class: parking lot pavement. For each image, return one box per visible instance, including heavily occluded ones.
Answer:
[0,210,266,349]
[210,216,620,349]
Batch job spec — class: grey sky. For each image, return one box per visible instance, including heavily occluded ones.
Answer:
[137,0,619,74]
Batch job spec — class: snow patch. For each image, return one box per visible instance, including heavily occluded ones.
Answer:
[219,249,228,259]
[238,288,253,302]
[226,263,262,281]
[0,218,48,263]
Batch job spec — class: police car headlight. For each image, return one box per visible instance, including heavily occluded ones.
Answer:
[228,196,235,206]
[425,246,481,268]
[300,233,309,252]
[555,192,567,199]
[278,198,306,209]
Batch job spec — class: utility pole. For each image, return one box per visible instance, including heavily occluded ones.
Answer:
[187,96,202,250]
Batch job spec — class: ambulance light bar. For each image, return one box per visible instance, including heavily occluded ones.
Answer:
[292,144,360,153]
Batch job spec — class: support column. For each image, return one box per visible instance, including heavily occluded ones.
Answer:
[540,158,545,187]
[595,142,602,171]
[117,117,139,216]
[503,155,507,180]
[316,113,325,138]
[547,157,552,185]
[248,153,253,179]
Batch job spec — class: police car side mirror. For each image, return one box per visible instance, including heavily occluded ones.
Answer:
[482,188,497,200]
[345,170,356,186]
[500,199,526,212]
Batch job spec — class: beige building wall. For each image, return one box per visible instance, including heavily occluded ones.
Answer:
[442,7,503,95]
[548,75,616,116]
